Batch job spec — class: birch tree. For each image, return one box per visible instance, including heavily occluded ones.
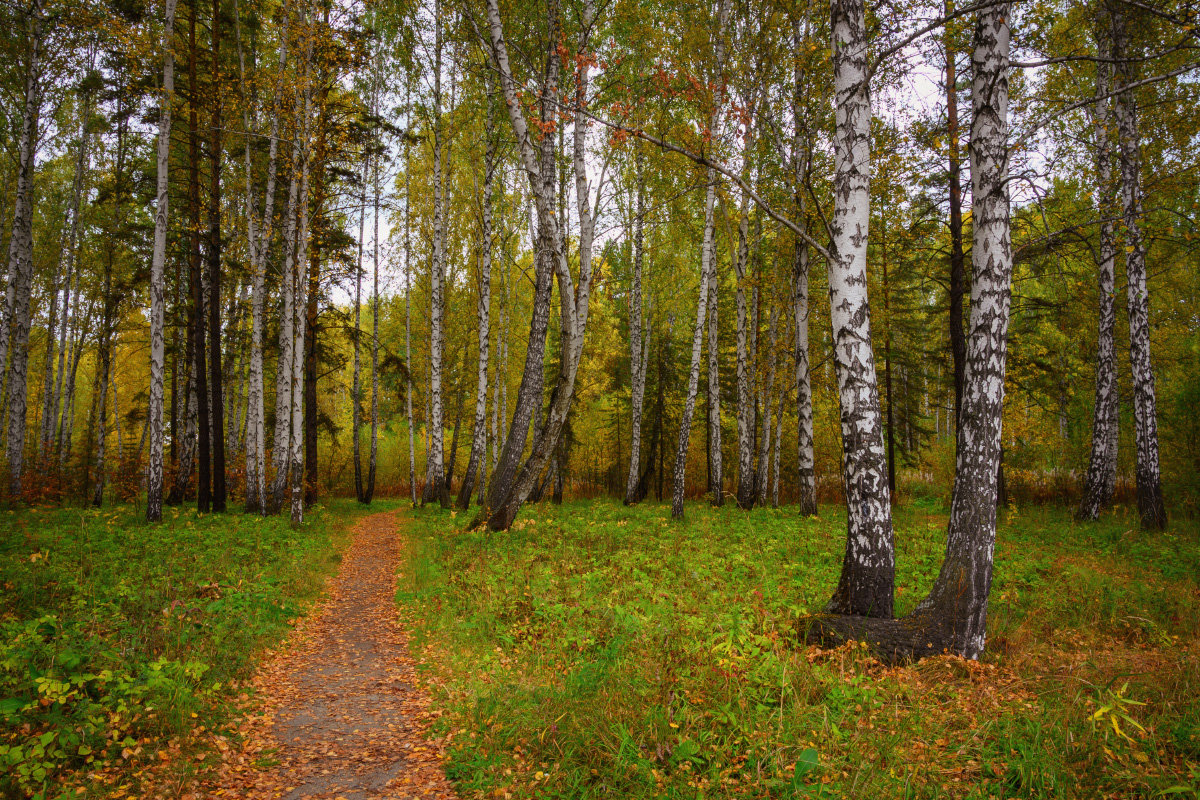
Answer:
[424,0,449,508]
[147,0,179,522]
[823,0,894,618]
[1077,16,1119,522]
[623,149,651,505]
[3,0,45,497]
[458,99,496,509]
[808,2,1012,660]
[1110,1,1167,530]
[669,0,729,520]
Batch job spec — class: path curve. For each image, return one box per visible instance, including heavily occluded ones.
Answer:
[208,509,458,800]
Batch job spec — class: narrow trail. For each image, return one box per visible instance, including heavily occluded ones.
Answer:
[207,509,458,800]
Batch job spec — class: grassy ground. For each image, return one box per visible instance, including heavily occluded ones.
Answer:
[0,497,390,799]
[398,499,1200,799]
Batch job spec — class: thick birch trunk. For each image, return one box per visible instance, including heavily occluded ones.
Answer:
[1078,21,1120,521]
[268,141,302,512]
[208,0,226,512]
[807,3,1011,661]
[147,0,179,521]
[825,0,894,618]
[1111,2,1166,530]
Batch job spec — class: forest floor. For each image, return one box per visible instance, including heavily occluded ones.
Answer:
[2,497,1198,799]
[200,509,457,800]
[399,498,1200,799]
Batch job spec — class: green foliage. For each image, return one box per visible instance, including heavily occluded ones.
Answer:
[0,501,368,798]
[399,499,1200,799]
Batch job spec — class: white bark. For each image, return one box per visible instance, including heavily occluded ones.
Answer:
[3,0,44,497]
[147,0,179,521]
[825,0,894,618]
[1111,1,1166,530]
[624,151,650,504]
[669,0,730,519]
[1078,19,1119,522]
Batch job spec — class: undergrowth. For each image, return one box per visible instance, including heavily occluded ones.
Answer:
[0,498,379,799]
[398,499,1200,799]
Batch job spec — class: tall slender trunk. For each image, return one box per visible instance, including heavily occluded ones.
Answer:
[1111,1,1166,530]
[792,16,817,517]
[289,9,315,526]
[41,84,91,462]
[668,0,728,519]
[367,70,380,503]
[424,0,449,507]
[755,305,778,507]
[188,0,212,513]
[458,102,495,509]
[825,0,894,618]
[237,0,287,514]
[882,208,896,494]
[2,0,45,497]
[946,1,967,444]
[734,155,757,510]
[910,4,1013,657]
[478,0,558,522]
[624,149,651,505]
[268,117,303,513]
[1078,18,1119,521]
[404,105,416,506]
[208,0,226,511]
[479,0,597,530]
[353,149,367,503]
[147,0,179,521]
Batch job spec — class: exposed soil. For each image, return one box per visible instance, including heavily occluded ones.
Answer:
[205,509,458,799]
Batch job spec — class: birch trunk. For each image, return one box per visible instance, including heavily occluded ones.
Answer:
[755,305,778,507]
[477,0,558,524]
[289,19,315,526]
[268,134,302,513]
[734,177,756,509]
[624,150,650,505]
[147,0,179,521]
[368,79,381,503]
[807,3,1011,660]
[40,84,92,461]
[404,113,416,505]
[353,147,367,503]
[424,0,449,507]
[1078,20,1119,522]
[3,0,44,497]
[237,0,287,514]
[668,0,728,520]
[458,103,495,509]
[824,0,894,618]
[479,0,598,531]
[1111,2,1166,530]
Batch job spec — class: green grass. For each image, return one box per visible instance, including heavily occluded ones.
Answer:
[0,498,387,799]
[397,498,1200,799]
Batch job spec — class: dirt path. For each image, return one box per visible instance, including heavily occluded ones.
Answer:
[206,510,458,800]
